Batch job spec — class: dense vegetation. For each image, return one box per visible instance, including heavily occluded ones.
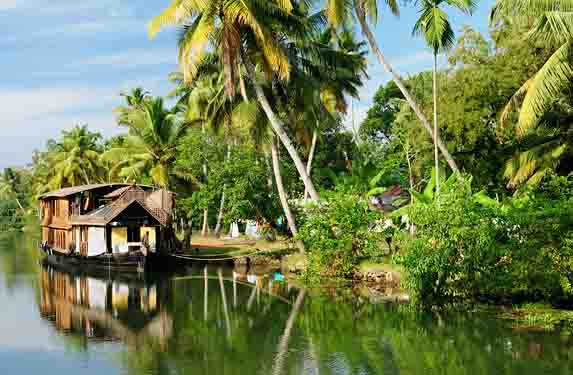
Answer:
[3,0,573,307]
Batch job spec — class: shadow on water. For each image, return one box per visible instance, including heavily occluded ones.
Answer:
[2,231,573,375]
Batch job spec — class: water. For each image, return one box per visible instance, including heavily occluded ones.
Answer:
[1,232,572,375]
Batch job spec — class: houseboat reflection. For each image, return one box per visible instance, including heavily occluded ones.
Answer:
[39,262,173,347]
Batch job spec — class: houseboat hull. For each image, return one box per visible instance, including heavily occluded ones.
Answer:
[40,246,189,274]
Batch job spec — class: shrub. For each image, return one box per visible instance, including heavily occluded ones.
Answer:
[297,191,385,279]
[400,175,573,307]
[400,179,513,305]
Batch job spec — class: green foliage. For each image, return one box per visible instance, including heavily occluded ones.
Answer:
[175,129,282,228]
[298,191,385,279]
[399,174,573,307]
[400,177,511,305]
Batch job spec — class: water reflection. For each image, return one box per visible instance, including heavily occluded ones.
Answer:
[0,230,570,375]
[35,261,573,375]
[39,264,173,349]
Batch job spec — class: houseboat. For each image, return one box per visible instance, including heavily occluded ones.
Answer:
[39,183,181,272]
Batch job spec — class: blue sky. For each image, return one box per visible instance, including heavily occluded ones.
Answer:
[0,0,495,169]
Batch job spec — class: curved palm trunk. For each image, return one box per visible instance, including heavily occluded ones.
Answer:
[354,5,459,173]
[271,138,305,252]
[240,48,320,200]
[433,53,440,199]
[271,139,305,252]
[304,129,318,200]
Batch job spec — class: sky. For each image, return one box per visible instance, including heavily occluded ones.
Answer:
[0,0,496,169]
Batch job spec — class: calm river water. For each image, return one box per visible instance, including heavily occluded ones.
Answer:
[1,232,572,374]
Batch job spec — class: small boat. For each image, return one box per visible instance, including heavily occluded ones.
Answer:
[39,183,185,272]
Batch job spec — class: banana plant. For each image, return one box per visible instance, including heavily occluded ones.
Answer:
[392,168,501,218]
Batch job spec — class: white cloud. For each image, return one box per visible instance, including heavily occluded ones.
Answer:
[0,87,117,123]
[77,48,177,68]
[0,0,134,16]
[0,111,122,168]
[0,0,20,11]
[1,19,144,45]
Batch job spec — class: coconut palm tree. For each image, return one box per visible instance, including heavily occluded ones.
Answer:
[105,97,187,189]
[46,125,103,189]
[0,169,24,211]
[413,0,475,196]
[324,0,460,172]
[148,0,322,201]
[493,0,573,186]
[494,0,573,134]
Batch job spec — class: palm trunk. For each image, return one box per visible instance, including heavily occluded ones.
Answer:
[271,138,305,253]
[214,190,226,237]
[240,47,320,201]
[183,219,192,250]
[354,5,459,173]
[202,209,209,236]
[304,129,318,200]
[404,141,414,203]
[433,52,440,199]
[202,121,209,237]
[239,73,249,103]
[214,145,232,237]
[15,198,24,212]
[265,152,274,190]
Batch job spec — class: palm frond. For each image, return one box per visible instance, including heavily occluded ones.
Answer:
[518,41,573,135]
[499,78,533,128]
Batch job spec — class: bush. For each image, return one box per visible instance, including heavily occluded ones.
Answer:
[399,175,573,307]
[297,191,385,279]
[400,179,513,305]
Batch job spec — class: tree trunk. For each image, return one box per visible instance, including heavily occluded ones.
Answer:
[404,141,414,203]
[183,219,192,250]
[15,198,24,212]
[214,145,232,237]
[240,47,320,201]
[354,5,459,173]
[201,121,209,237]
[214,190,226,237]
[265,152,274,190]
[433,52,440,199]
[239,73,249,103]
[201,208,209,237]
[304,129,318,200]
[271,138,305,253]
